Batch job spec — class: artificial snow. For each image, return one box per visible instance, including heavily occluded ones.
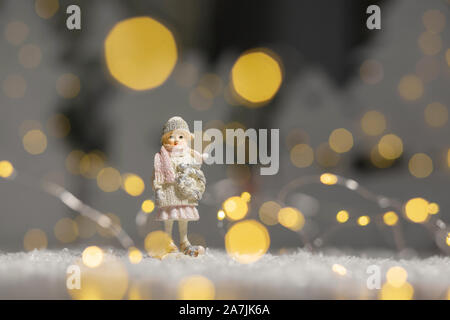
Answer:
[0,248,449,299]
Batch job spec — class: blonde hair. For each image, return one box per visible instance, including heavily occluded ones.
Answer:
[161,130,193,144]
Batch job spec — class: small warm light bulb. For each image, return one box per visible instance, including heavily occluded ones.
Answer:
[320,173,338,185]
[332,264,347,276]
[336,210,349,223]
[217,210,225,221]
[82,246,104,268]
[383,211,399,226]
[128,247,143,264]
[141,200,155,214]
[0,160,14,178]
[427,202,439,215]
[240,191,251,202]
[357,216,370,226]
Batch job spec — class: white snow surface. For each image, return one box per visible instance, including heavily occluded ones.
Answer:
[0,248,449,299]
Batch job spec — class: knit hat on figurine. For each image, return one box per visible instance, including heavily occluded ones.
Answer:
[162,116,191,137]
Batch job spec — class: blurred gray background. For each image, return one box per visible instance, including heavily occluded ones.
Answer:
[0,0,449,254]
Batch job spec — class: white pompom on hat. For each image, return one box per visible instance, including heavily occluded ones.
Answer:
[162,116,191,137]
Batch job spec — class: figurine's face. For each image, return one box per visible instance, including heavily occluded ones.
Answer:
[163,129,190,148]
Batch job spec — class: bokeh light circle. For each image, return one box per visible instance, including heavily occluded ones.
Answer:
[105,17,177,91]
[278,207,305,231]
[177,275,215,300]
[231,49,282,105]
[225,220,270,264]
[404,198,429,223]
[223,196,248,221]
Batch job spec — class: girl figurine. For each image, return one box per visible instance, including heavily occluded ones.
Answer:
[152,116,206,257]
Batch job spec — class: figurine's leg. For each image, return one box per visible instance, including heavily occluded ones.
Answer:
[179,220,205,257]
[178,220,189,244]
[164,219,173,236]
[164,220,179,253]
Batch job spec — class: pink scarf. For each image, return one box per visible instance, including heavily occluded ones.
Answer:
[154,146,175,184]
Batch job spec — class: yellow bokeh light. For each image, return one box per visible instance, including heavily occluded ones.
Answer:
[35,0,59,19]
[361,110,386,136]
[359,59,383,85]
[336,210,349,223]
[448,149,450,168]
[427,202,439,215]
[198,73,223,96]
[404,197,429,223]
[424,102,448,128]
[240,191,251,203]
[80,152,105,179]
[177,275,215,300]
[370,145,394,169]
[144,231,173,259]
[122,173,145,197]
[23,129,47,155]
[418,32,442,56]
[328,128,353,153]
[422,9,446,34]
[18,44,42,69]
[105,17,177,91]
[47,113,71,138]
[357,216,370,226]
[379,282,414,300]
[383,211,399,226]
[446,233,450,246]
[128,247,143,264]
[56,73,80,99]
[231,49,282,105]
[332,264,347,276]
[4,21,29,46]
[217,210,226,221]
[68,257,128,300]
[19,120,42,137]
[386,266,408,288]
[398,75,423,101]
[225,220,270,264]
[65,150,85,175]
[258,201,281,226]
[0,160,14,178]
[128,284,144,300]
[54,218,78,243]
[189,86,214,111]
[377,134,403,160]
[320,173,338,185]
[75,215,97,239]
[82,246,103,268]
[97,167,122,192]
[290,144,314,168]
[278,207,305,231]
[141,200,155,213]
[23,229,47,251]
[408,153,433,178]
[315,143,340,168]
[223,196,248,221]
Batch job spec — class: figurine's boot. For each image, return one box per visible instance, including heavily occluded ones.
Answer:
[167,240,179,253]
[180,240,205,257]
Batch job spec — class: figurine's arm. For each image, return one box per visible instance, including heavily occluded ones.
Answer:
[153,153,163,190]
